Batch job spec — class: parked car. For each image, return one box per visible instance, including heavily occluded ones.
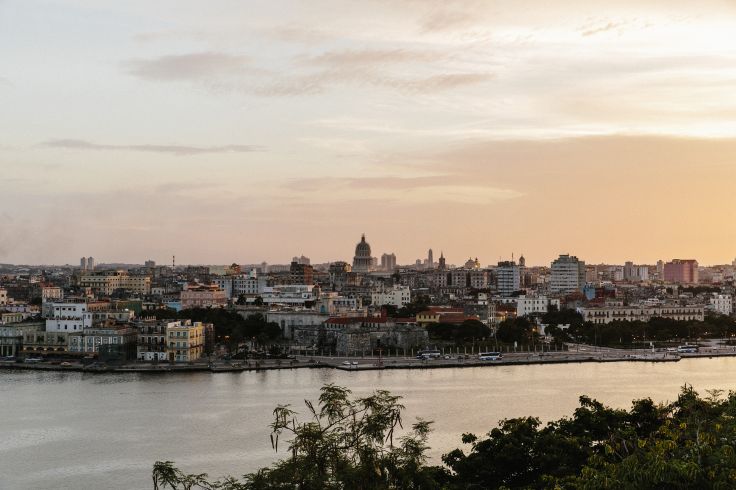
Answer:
[60,362,72,367]
[24,357,43,364]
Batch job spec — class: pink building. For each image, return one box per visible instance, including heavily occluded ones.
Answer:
[663,259,699,284]
[180,284,228,309]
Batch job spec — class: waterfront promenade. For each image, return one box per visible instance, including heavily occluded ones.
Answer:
[3,342,736,374]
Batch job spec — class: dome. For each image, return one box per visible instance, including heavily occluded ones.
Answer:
[352,234,374,272]
[354,234,372,257]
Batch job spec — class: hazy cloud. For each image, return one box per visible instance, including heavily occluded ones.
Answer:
[126,52,251,81]
[419,10,478,32]
[257,69,493,96]
[580,20,628,36]
[40,139,262,156]
[305,48,442,66]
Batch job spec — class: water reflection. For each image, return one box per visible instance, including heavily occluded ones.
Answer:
[2,358,736,490]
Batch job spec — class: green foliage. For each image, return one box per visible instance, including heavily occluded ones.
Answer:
[426,319,491,342]
[146,308,281,346]
[496,317,534,345]
[396,296,431,318]
[153,384,736,489]
[153,384,443,489]
[564,315,736,348]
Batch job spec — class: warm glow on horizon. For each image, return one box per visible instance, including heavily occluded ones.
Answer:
[2,0,736,266]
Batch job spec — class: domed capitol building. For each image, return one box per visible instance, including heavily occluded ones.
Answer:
[352,234,375,272]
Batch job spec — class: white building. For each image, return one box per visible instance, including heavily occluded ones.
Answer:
[550,254,586,294]
[45,302,94,333]
[260,285,317,305]
[623,262,649,282]
[211,276,234,299]
[234,272,267,296]
[516,296,561,317]
[496,261,520,296]
[710,294,733,316]
[371,285,411,308]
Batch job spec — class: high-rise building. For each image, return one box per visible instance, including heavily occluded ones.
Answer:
[80,257,87,270]
[87,257,95,271]
[438,252,446,270]
[380,253,397,272]
[352,234,374,273]
[663,259,699,284]
[496,261,520,297]
[145,260,156,268]
[550,254,586,294]
[290,261,314,284]
[427,249,434,268]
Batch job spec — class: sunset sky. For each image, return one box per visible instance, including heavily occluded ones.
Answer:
[2,0,736,266]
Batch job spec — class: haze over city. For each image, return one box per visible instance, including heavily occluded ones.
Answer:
[3,0,736,265]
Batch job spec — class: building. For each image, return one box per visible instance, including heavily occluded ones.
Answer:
[234,271,267,296]
[710,294,733,316]
[80,256,95,271]
[40,286,63,302]
[166,320,205,362]
[352,234,374,273]
[427,249,434,269]
[292,255,311,266]
[180,284,228,309]
[469,270,488,289]
[579,303,705,324]
[0,312,24,324]
[380,253,397,272]
[135,318,169,361]
[438,252,446,270]
[663,259,699,284]
[259,285,317,306]
[45,301,108,333]
[450,270,468,288]
[550,254,586,294]
[371,285,411,308]
[68,323,138,361]
[0,323,41,357]
[496,261,520,296]
[516,296,561,317]
[79,270,151,295]
[211,276,234,299]
[623,262,649,282]
[289,261,314,285]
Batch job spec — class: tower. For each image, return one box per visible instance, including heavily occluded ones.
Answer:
[428,249,434,268]
[438,252,446,270]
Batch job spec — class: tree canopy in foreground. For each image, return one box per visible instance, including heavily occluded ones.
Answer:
[153,384,736,489]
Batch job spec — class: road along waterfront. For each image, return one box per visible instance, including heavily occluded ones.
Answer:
[3,356,736,490]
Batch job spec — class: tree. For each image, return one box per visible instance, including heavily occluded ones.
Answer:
[153,385,736,489]
[496,317,533,345]
[152,384,442,489]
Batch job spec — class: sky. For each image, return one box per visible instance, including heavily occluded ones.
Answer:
[2,0,736,266]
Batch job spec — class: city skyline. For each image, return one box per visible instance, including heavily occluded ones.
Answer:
[3,1,736,265]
